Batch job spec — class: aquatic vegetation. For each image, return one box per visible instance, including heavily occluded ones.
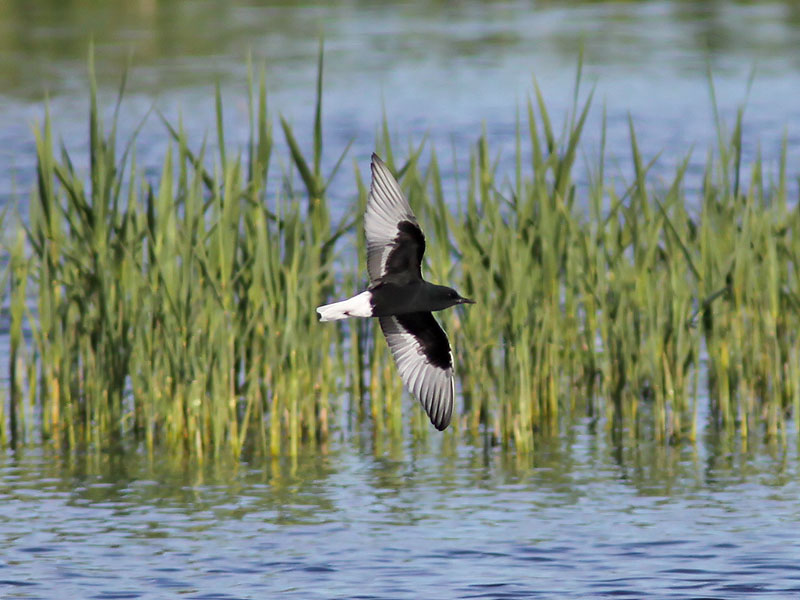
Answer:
[3,55,799,457]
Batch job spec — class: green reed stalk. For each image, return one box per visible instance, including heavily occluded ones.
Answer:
[7,54,800,457]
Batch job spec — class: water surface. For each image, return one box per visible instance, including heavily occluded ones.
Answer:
[3,0,800,212]
[2,427,799,598]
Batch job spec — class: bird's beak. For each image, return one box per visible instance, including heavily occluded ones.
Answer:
[459,297,476,305]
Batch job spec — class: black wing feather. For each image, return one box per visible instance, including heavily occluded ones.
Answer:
[379,312,455,430]
[365,155,425,283]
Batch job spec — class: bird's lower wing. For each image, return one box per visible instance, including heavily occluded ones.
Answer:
[378,313,455,430]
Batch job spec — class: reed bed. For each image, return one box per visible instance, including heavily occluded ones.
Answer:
[3,58,799,456]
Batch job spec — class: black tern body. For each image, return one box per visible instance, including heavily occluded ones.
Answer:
[317,154,473,430]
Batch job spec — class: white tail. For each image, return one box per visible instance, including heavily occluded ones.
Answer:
[316,291,373,321]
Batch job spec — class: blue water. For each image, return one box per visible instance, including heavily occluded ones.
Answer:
[3,0,800,215]
[2,428,800,599]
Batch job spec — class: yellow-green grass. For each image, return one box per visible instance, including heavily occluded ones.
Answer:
[3,56,799,457]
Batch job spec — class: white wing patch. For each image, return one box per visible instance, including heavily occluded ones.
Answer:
[379,315,455,430]
[364,155,419,283]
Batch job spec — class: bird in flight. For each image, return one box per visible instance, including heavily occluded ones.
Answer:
[317,153,474,430]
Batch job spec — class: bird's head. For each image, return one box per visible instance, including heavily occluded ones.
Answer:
[430,285,475,312]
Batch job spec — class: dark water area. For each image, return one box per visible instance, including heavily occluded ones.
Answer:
[3,0,800,217]
[2,426,800,599]
[4,1,800,597]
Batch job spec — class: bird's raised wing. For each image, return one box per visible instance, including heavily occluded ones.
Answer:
[365,154,425,284]
[379,313,454,430]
